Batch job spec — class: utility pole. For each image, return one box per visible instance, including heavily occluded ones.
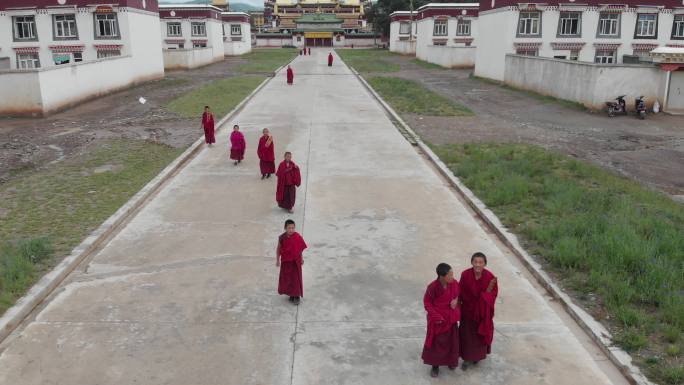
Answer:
[409,0,414,42]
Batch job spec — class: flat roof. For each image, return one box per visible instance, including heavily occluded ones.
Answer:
[416,2,479,10]
[222,11,250,16]
[159,4,224,12]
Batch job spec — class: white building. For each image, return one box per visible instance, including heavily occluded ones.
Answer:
[475,0,684,81]
[389,11,417,54]
[414,3,479,68]
[0,0,164,117]
[221,12,252,56]
[159,4,225,70]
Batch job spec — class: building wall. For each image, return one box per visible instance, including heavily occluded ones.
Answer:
[256,35,292,47]
[416,16,478,68]
[0,54,163,116]
[476,6,684,81]
[127,10,164,80]
[389,20,416,54]
[223,21,252,55]
[163,47,219,69]
[474,9,514,80]
[503,54,666,110]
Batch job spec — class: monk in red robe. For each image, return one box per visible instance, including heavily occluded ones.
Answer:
[276,151,301,213]
[201,105,215,146]
[327,52,333,67]
[286,65,294,85]
[422,263,460,378]
[276,219,307,305]
[257,128,275,179]
[459,252,498,370]
[229,124,246,166]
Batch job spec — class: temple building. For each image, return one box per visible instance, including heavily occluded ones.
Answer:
[271,0,371,34]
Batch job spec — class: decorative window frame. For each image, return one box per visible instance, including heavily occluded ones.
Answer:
[93,12,121,40]
[52,14,79,41]
[596,11,621,38]
[672,14,684,40]
[12,15,39,42]
[633,12,658,40]
[516,10,542,37]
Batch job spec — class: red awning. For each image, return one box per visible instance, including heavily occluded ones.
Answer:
[632,43,659,51]
[94,44,123,51]
[49,45,85,53]
[593,43,621,50]
[514,42,542,49]
[165,39,186,44]
[191,39,207,43]
[551,42,585,50]
[13,46,39,53]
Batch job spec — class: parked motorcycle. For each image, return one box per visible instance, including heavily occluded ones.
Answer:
[635,96,646,120]
[606,95,627,117]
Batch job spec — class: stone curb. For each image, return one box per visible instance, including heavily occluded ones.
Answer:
[348,66,653,385]
[0,65,281,344]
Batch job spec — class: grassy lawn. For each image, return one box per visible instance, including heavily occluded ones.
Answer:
[368,76,473,116]
[0,139,183,314]
[431,142,684,385]
[236,48,299,73]
[166,76,264,119]
[336,49,401,73]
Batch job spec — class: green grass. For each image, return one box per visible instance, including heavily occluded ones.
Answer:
[236,48,299,73]
[430,142,684,384]
[368,76,473,116]
[166,76,264,119]
[471,74,587,111]
[336,49,401,73]
[0,139,183,314]
[412,58,446,70]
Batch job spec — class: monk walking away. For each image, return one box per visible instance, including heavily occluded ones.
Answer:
[287,65,294,85]
[201,106,215,146]
[257,128,275,179]
[276,151,301,213]
[459,252,498,370]
[327,52,333,67]
[422,263,461,378]
[230,124,246,166]
[276,219,307,305]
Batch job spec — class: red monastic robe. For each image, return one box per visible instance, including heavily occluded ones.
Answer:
[327,53,333,67]
[459,267,498,362]
[422,279,460,367]
[276,160,301,210]
[278,231,307,297]
[202,112,215,144]
[287,67,294,85]
[230,131,246,160]
[257,135,276,175]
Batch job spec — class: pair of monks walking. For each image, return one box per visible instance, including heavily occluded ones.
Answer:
[285,52,334,86]
[422,253,498,378]
[200,106,302,213]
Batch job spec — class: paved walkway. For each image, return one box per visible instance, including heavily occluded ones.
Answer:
[0,50,623,385]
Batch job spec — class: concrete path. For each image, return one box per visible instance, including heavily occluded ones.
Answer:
[0,50,624,385]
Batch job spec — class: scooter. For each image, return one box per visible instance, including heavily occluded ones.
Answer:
[635,96,646,120]
[606,95,627,117]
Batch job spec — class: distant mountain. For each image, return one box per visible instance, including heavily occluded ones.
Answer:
[159,0,263,11]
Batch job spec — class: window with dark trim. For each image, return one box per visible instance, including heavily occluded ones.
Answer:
[17,53,40,69]
[456,19,471,36]
[672,14,684,39]
[634,13,657,39]
[13,16,38,41]
[595,49,616,63]
[433,20,448,36]
[399,22,411,35]
[557,11,581,37]
[597,12,620,37]
[191,22,207,36]
[53,14,78,40]
[231,24,241,35]
[94,13,120,39]
[517,11,541,36]
[167,22,182,37]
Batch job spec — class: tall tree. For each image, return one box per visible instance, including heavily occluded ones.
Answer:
[368,0,429,38]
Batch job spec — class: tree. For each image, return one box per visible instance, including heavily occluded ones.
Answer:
[367,0,429,38]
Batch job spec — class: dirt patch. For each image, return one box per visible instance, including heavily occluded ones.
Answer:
[367,55,684,196]
[0,56,256,183]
